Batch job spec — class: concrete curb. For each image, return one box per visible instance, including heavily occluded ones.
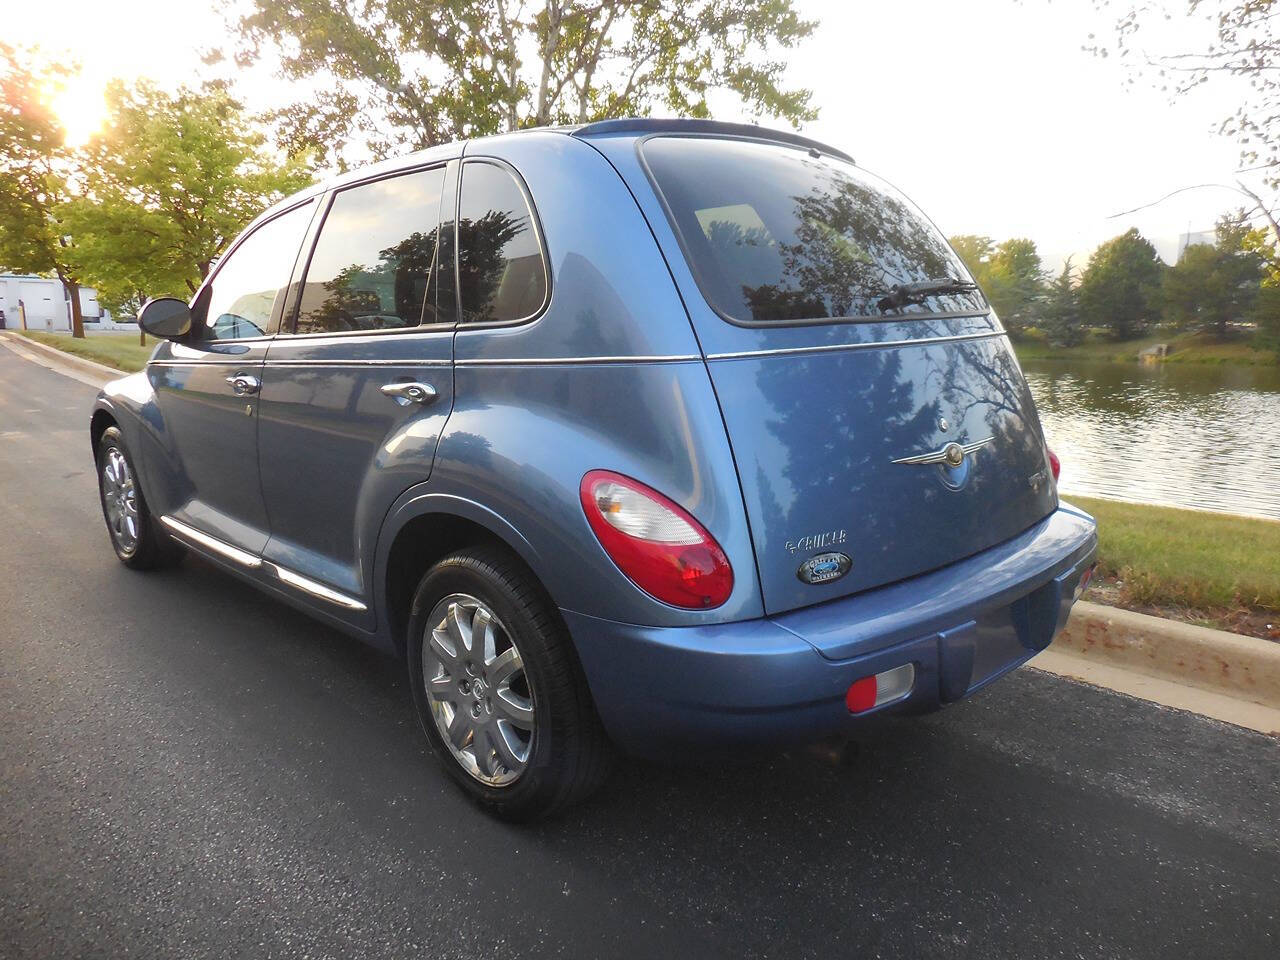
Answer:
[0,330,128,379]
[1051,600,1280,708]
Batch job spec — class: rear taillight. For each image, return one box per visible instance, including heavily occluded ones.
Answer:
[1047,447,1061,482]
[580,470,733,609]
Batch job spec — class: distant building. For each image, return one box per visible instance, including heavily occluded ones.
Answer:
[0,274,112,331]
[1175,230,1216,260]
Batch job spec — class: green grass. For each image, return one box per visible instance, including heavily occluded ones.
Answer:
[1070,495,1280,614]
[14,330,154,373]
[1013,331,1277,366]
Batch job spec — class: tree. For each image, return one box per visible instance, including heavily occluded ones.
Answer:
[0,44,87,337]
[987,238,1046,335]
[1256,282,1280,356]
[949,235,995,282]
[62,80,313,316]
[224,0,818,166]
[1216,208,1280,355]
[947,234,1045,335]
[1092,1,1280,189]
[1163,242,1260,339]
[1078,228,1165,340]
[1041,257,1085,346]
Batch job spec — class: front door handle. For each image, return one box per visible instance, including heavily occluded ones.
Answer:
[225,374,261,396]
[380,381,438,406]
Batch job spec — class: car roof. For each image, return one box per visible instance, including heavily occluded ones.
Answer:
[250,117,854,230]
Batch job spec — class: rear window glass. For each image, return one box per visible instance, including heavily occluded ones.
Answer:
[295,167,447,336]
[642,137,985,324]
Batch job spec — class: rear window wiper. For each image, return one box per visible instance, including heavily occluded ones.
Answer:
[876,278,979,311]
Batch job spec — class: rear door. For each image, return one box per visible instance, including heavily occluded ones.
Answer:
[255,161,457,615]
[597,133,1058,615]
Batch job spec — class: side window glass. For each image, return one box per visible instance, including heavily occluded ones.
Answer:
[295,167,447,336]
[197,200,314,341]
[457,162,547,324]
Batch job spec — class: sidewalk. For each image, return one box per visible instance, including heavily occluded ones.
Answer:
[0,330,117,388]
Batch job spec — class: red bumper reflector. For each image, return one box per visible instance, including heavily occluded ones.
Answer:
[846,664,916,714]
[845,676,877,713]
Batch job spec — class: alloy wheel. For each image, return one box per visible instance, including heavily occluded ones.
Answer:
[101,447,139,554]
[422,593,535,786]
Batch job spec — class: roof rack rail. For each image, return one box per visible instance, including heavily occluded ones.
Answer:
[569,118,854,164]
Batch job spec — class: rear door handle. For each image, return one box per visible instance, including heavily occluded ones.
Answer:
[380,381,438,406]
[225,374,261,396]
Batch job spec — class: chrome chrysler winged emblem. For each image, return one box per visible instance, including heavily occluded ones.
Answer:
[892,437,994,467]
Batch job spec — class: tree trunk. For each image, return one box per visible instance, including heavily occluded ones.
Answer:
[57,270,86,339]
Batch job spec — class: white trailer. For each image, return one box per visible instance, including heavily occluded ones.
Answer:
[0,274,106,331]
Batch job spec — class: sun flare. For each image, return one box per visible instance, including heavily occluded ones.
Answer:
[46,76,107,146]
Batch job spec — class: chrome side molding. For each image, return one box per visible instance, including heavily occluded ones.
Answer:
[159,515,367,612]
[160,516,263,568]
[269,564,368,611]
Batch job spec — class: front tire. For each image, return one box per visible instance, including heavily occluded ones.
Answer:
[406,547,613,820]
[95,426,183,570]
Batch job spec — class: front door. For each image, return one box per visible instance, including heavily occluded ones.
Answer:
[256,161,457,612]
[147,199,317,554]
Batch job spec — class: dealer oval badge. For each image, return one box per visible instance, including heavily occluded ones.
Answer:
[797,552,852,585]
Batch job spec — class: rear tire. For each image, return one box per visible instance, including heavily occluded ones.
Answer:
[95,426,183,570]
[406,546,614,820]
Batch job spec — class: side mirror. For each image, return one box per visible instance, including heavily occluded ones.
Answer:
[138,297,192,340]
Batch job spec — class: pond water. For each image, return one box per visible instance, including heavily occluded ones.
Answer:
[1020,358,1280,521]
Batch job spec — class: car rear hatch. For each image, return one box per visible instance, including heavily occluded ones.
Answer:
[601,131,1059,616]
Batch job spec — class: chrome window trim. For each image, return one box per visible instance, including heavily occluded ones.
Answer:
[454,354,700,366]
[704,330,1008,361]
[160,516,262,568]
[150,359,260,367]
[275,320,457,341]
[259,358,453,368]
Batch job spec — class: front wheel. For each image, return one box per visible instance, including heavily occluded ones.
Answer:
[95,426,183,570]
[406,547,613,820]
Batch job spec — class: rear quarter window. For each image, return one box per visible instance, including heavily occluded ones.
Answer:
[641,136,985,325]
[457,160,548,325]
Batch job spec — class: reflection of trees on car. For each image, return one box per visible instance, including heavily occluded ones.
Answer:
[706,168,979,323]
[380,229,440,322]
[310,263,381,331]
[212,312,265,339]
[300,227,441,331]
[458,209,527,323]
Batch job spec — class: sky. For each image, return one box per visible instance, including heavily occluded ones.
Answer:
[15,0,1257,270]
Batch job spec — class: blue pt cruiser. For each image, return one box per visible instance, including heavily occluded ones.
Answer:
[93,119,1097,819]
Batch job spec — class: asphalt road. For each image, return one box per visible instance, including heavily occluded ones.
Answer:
[1,342,1278,960]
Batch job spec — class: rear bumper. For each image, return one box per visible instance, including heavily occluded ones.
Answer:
[564,503,1098,755]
